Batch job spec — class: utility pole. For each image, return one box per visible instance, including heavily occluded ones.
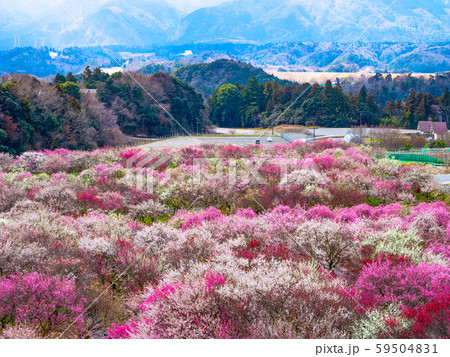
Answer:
[446,152,449,171]
[313,117,316,141]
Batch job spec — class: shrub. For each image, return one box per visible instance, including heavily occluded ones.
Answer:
[77,188,100,209]
[355,259,450,309]
[0,230,47,274]
[0,324,40,339]
[402,291,450,339]
[82,236,159,293]
[19,152,45,173]
[164,228,216,270]
[0,182,26,212]
[218,145,251,159]
[128,200,167,222]
[98,191,125,211]
[181,207,223,231]
[0,153,14,172]
[108,258,361,339]
[280,169,328,188]
[0,272,87,338]
[34,183,79,215]
[42,154,70,174]
[362,228,427,264]
[119,148,141,166]
[133,223,180,256]
[294,220,357,270]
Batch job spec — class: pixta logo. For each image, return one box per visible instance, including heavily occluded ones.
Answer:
[124,150,173,193]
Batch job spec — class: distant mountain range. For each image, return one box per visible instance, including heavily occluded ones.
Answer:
[0,0,182,49]
[0,0,449,49]
[1,42,449,78]
[179,0,450,44]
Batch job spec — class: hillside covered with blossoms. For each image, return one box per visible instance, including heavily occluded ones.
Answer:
[0,140,449,339]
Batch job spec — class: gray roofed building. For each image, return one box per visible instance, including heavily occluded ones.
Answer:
[418,121,448,140]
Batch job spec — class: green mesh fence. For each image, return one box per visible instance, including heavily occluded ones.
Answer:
[388,152,446,166]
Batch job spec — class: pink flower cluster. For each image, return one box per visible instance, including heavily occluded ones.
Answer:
[0,273,87,338]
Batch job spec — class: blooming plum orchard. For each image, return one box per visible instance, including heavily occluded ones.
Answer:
[0,141,448,339]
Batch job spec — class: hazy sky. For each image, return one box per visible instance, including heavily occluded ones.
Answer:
[165,0,229,12]
[0,0,230,15]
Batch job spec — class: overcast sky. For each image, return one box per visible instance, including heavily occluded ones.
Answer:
[165,0,229,12]
[0,0,230,15]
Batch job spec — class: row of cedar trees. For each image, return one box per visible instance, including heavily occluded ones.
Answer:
[207,77,450,129]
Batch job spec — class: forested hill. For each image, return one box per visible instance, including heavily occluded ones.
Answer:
[0,75,124,155]
[172,59,292,99]
[207,77,450,130]
[0,69,207,154]
[97,71,205,137]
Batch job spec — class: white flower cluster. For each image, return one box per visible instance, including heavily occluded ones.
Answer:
[400,167,433,186]
[294,219,357,270]
[362,227,447,266]
[134,222,180,256]
[280,169,328,188]
[19,152,45,173]
[128,200,168,221]
[78,236,116,256]
[352,304,412,339]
